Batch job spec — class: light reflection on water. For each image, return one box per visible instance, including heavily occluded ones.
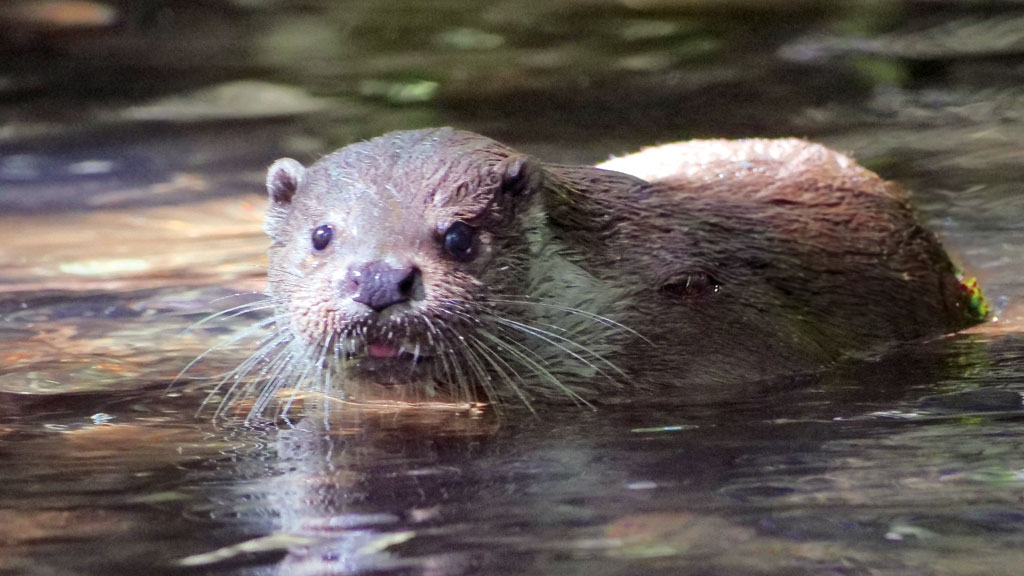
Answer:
[1,1,1023,575]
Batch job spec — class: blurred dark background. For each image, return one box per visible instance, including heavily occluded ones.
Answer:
[2,0,1022,206]
[0,0,1021,295]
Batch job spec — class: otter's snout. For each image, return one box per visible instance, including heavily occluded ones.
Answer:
[350,261,421,312]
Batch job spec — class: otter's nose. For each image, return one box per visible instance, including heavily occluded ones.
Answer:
[350,261,420,312]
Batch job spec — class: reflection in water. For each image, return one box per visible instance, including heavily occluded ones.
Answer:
[171,344,1024,575]
[0,0,1023,575]
[263,410,500,575]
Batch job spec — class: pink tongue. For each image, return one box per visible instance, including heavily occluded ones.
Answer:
[368,342,401,358]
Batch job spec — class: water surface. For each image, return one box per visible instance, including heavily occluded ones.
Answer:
[1,1,1023,574]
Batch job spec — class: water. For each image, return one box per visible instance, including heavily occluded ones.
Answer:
[1,1,1023,574]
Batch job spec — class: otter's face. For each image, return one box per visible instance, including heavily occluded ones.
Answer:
[261,129,539,401]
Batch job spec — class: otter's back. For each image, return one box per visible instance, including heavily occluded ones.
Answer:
[600,138,875,196]
[595,138,980,363]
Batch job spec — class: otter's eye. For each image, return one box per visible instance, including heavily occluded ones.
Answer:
[443,221,475,261]
[311,224,333,251]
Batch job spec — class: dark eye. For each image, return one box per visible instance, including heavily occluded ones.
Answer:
[311,224,333,251]
[443,221,476,261]
[660,272,721,298]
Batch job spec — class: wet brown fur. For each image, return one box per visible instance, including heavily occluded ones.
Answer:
[256,128,978,408]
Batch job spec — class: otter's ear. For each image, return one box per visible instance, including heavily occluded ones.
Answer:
[266,158,305,206]
[265,158,304,239]
[497,155,542,197]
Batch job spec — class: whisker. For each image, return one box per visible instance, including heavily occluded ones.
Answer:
[465,333,533,413]
[176,313,288,403]
[245,341,305,419]
[272,334,329,422]
[483,296,650,344]
[477,329,591,407]
[201,330,291,417]
[444,324,487,405]
[489,314,627,380]
[179,296,283,337]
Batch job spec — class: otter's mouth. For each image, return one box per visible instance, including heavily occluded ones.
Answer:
[366,341,407,359]
[344,339,432,386]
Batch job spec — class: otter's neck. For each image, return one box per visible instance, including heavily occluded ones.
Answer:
[504,166,651,396]
[527,163,650,310]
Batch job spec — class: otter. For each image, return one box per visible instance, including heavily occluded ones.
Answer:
[229,128,985,415]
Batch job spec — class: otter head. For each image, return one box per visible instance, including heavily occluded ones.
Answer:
[262,128,542,402]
